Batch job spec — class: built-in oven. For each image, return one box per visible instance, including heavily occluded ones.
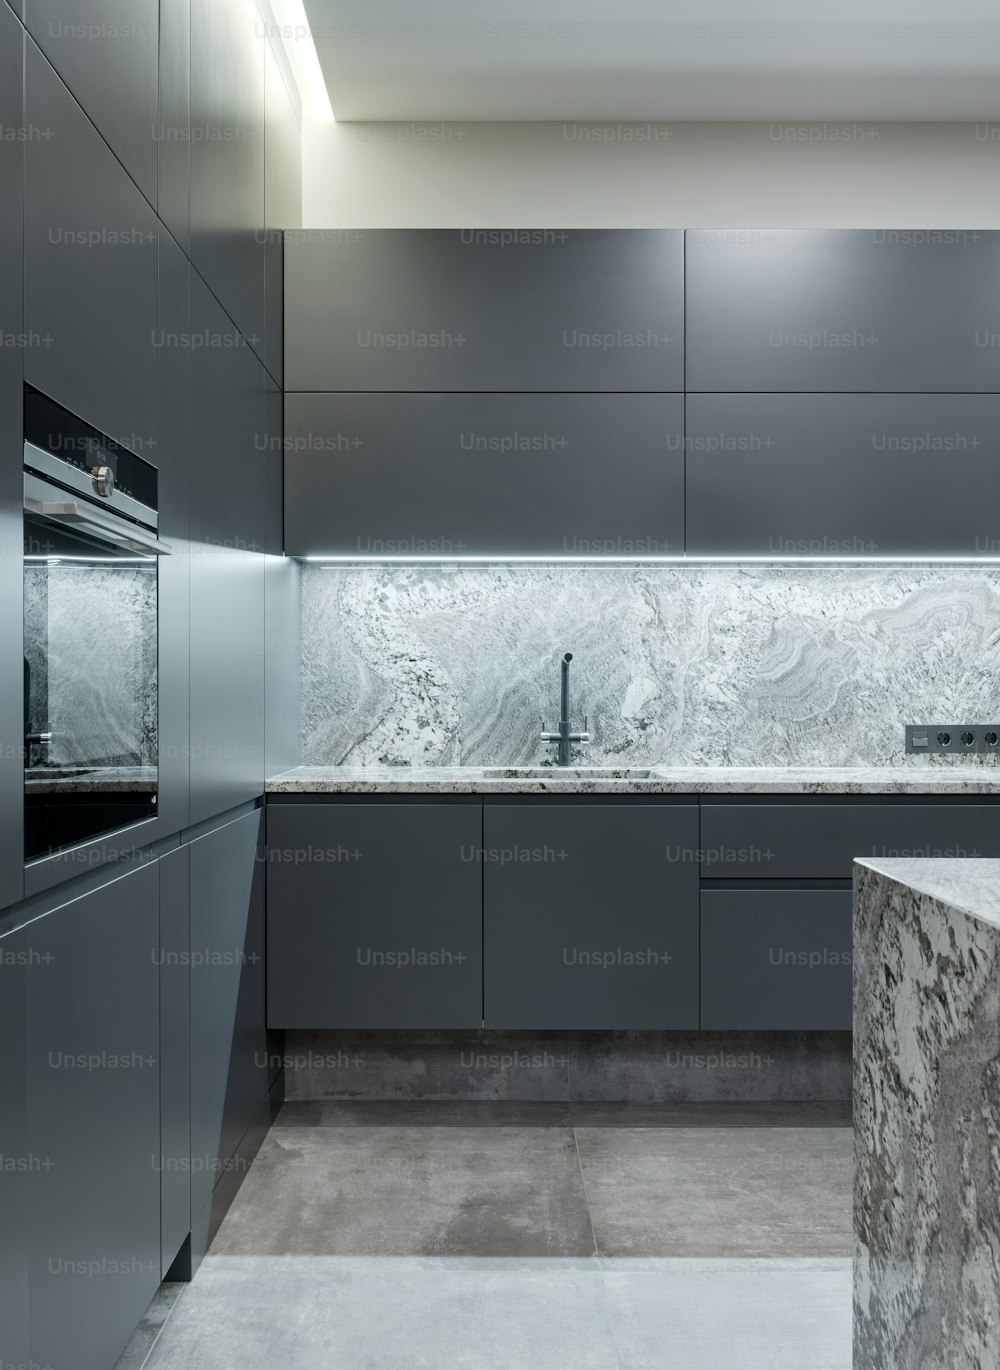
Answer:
[22,388,171,862]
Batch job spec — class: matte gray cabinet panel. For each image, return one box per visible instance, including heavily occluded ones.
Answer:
[284,392,685,557]
[0,1,23,910]
[701,803,1000,878]
[156,230,192,838]
[24,38,159,447]
[483,804,699,1029]
[159,845,191,1276]
[267,804,484,1028]
[263,42,301,387]
[189,810,270,1221]
[24,0,159,202]
[685,393,1000,557]
[700,889,852,1030]
[686,228,1000,392]
[188,273,266,825]
[189,0,266,360]
[26,862,161,1370]
[285,229,684,391]
[0,926,28,1368]
[158,0,191,252]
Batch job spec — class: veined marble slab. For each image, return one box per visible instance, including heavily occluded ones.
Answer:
[266,765,1000,795]
[23,765,158,794]
[853,857,1000,1369]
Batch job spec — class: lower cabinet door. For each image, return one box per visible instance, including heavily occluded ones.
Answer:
[266,803,484,1028]
[26,862,161,1370]
[483,804,700,1029]
[700,888,853,1030]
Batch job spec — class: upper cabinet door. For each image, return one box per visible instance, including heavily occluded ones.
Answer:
[686,229,1000,393]
[686,393,1000,557]
[24,0,159,202]
[24,39,158,448]
[189,0,266,361]
[284,392,685,558]
[284,229,684,392]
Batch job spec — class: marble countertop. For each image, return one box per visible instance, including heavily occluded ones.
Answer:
[855,856,1000,932]
[24,766,158,794]
[265,764,1000,795]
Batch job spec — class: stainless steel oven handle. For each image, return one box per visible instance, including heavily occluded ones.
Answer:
[24,474,172,556]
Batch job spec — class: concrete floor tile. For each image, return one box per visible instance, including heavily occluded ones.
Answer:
[275,1100,573,1127]
[570,1100,852,1128]
[210,1126,596,1258]
[600,1258,852,1370]
[141,1256,620,1370]
[576,1127,852,1258]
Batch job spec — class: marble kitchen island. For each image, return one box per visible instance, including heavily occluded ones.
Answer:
[854,856,1000,1370]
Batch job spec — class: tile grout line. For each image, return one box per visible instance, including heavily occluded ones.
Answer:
[571,1122,625,1370]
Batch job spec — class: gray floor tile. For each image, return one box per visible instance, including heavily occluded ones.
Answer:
[576,1127,852,1257]
[210,1126,596,1258]
[570,1100,852,1128]
[275,1099,573,1127]
[113,1283,186,1369]
[600,1258,852,1370]
[141,1256,620,1370]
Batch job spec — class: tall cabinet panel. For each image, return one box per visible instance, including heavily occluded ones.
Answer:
[264,381,301,776]
[23,0,159,202]
[686,228,1000,393]
[188,273,266,825]
[24,37,159,448]
[263,40,301,387]
[159,844,191,1276]
[26,862,161,1370]
[189,810,270,1227]
[156,231,192,837]
[157,0,191,253]
[284,229,684,392]
[0,925,28,1368]
[189,0,266,360]
[0,2,24,910]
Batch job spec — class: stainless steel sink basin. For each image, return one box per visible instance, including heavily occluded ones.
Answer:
[481,767,652,780]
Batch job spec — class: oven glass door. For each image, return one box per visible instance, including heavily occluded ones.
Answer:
[24,503,158,860]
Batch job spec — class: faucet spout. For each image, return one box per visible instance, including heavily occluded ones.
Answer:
[541,652,590,766]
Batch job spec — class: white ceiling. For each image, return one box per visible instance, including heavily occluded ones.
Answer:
[303,0,1000,121]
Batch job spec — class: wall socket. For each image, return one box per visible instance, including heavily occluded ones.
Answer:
[906,724,1000,755]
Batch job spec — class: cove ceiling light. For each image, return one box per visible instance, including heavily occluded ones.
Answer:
[269,0,334,122]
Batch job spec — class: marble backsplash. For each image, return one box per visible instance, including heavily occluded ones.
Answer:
[301,565,1000,769]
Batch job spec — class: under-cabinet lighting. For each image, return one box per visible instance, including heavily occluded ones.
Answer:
[303,554,1000,566]
[269,0,335,122]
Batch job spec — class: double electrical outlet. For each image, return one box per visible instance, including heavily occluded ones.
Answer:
[906,724,1000,755]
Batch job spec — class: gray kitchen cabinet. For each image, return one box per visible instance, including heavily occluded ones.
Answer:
[158,0,191,253]
[156,230,192,838]
[483,803,700,1029]
[24,36,159,449]
[24,0,159,203]
[264,382,302,776]
[284,392,685,558]
[0,1,23,910]
[686,228,1000,393]
[0,925,28,1368]
[700,888,852,1030]
[264,41,301,387]
[159,844,191,1277]
[26,861,161,1370]
[284,228,684,392]
[189,0,266,362]
[266,802,484,1028]
[188,272,266,826]
[189,809,271,1223]
[701,802,1000,878]
[685,393,1000,557]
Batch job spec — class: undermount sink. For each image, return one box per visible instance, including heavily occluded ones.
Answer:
[481,767,653,780]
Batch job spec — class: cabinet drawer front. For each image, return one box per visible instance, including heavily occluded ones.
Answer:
[267,804,483,1029]
[701,889,852,1030]
[484,804,699,1029]
[701,803,1000,878]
